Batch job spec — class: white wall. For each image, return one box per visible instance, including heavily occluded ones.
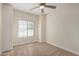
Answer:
[46,4,79,54]
[13,10,39,46]
[38,15,46,42]
[2,4,13,51]
[0,3,2,54]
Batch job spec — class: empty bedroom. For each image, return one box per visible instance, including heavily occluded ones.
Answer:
[0,3,79,56]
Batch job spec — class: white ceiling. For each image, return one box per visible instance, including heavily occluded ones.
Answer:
[10,3,68,15]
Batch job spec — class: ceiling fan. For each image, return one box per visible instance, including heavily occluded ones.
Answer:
[30,3,56,13]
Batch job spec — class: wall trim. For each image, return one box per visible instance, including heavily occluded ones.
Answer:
[13,41,38,47]
[2,47,13,53]
[47,41,79,56]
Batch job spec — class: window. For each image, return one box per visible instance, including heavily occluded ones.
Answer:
[18,20,34,38]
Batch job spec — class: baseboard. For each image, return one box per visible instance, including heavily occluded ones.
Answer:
[14,41,39,47]
[2,47,13,53]
[47,41,79,56]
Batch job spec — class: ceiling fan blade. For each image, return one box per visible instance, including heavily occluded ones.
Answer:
[45,5,56,9]
[30,6,39,10]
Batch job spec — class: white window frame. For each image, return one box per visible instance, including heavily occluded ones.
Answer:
[17,20,35,38]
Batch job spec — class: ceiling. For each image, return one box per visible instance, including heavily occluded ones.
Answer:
[10,3,68,15]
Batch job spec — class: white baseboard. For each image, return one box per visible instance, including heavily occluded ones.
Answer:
[13,40,38,46]
[2,47,13,52]
[47,41,79,56]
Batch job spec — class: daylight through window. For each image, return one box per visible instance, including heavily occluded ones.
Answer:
[18,20,34,38]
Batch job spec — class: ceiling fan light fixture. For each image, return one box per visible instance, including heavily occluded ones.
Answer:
[30,3,56,14]
[39,5,44,9]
